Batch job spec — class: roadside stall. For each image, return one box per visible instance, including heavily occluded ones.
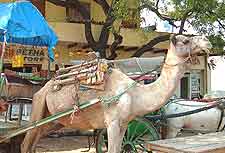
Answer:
[0,1,58,153]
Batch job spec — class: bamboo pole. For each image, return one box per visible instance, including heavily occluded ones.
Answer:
[53,74,87,86]
[0,98,100,143]
[55,66,96,80]
[56,60,98,74]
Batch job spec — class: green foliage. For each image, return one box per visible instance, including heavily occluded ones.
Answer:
[112,0,141,26]
[110,0,225,54]
[208,35,225,54]
[112,0,129,20]
[137,0,225,54]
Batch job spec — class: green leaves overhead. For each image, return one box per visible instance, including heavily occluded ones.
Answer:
[112,0,140,23]
[112,0,129,19]
[48,0,225,56]
[136,0,225,54]
[208,35,225,54]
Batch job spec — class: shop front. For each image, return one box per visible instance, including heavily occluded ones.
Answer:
[1,43,51,79]
[176,56,208,99]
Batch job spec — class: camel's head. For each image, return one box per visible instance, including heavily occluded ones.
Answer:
[170,35,212,57]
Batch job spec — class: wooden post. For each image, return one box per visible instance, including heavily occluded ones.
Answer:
[18,103,23,126]
[8,104,12,121]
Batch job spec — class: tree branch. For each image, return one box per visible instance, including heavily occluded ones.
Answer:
[47,0,97,48]
[93,0,110,15]
[47,0,117,58]
[208,11,225,30]
[107,33,123,60]
[132,35,170,57]
[96,3,115,58]
[179,10,193,34]
[139,4,178,28]
[155,0,160,9]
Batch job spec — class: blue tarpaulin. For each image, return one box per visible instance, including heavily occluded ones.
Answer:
[0,1,58,61]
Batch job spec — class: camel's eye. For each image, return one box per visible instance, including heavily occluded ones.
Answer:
[183,39,190,44]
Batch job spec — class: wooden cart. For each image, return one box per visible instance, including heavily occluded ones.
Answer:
[148,131,225,153]
[0,75,43,153]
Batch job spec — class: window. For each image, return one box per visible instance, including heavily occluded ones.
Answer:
[66,2,90,23]
[180,74,190,99]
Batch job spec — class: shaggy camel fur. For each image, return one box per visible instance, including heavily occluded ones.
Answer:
[21,35,212,153]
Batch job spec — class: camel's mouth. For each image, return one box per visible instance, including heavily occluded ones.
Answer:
[191,36,212,54]
[202,47,211,54]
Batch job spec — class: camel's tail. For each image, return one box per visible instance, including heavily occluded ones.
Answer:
[21,80,53,153]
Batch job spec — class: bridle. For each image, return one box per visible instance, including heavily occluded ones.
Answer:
[163,40,205,67]
[163,49,193,67]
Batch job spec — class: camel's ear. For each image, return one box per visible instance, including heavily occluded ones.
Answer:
[170,34,177,46]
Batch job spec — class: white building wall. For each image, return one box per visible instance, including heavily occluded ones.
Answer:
[210,56,225,91]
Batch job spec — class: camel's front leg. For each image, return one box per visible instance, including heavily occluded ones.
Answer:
[107,120,126,153]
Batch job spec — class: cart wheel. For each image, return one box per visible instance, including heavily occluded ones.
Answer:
[96,128,108,153]
[96,118,160,153]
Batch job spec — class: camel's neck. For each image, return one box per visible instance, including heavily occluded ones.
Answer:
[134,51,188,113]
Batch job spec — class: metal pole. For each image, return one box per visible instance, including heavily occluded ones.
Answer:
[0,32,6,73]
[47,55,51,79]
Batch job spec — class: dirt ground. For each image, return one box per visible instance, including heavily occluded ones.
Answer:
[0,129,197,153]
[35,130,197,153]
[36,136,96,153]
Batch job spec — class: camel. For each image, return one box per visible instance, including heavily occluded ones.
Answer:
[21,35,212,153]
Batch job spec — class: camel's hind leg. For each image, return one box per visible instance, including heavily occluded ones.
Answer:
[21,105,63,153]
[21,83,52,153]
[27,122,63,153]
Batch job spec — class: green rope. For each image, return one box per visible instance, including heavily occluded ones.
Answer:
[99,81,138,106]
[0,82,139,142]
[0,60,3,74]
[0,64,159,141]
[0,76,5,95]
[0,97,99,143]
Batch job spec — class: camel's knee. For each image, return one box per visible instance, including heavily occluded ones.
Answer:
[21,140,30,153]
[21,129,39,153]
[21,134,32,153]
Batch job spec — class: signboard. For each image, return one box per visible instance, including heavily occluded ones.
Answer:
[190,73,201,99]
[0,43,48,65]
[12,55,24,67]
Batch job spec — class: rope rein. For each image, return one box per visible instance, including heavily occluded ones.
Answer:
[99,65,161,106]
[99,49,199,107]
[164,48,192,67]
[98,51,200,107]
